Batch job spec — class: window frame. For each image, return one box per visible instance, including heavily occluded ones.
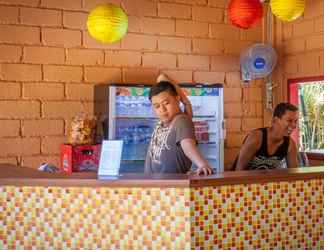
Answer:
[288,76,324,161]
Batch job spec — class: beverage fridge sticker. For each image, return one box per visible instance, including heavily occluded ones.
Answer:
[98,140,123,177]
[183,87,219,96]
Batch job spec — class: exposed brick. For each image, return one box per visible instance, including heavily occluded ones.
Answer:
[0,0,39,7]
[176,20,208,37]
[0,82,21,99]
[121,33,157,50]
[159,70,193,83]
[0,137,40,157]
[65,83,94,100]
[226,118,241,132]
[303,0,324,20]
[22,119,64,136]
[23,83,64,100]
[1,64,42,81]
[123,0,157,17]
[226,133,246,148]
[208,0,227,8]
[83,31,121,49]
[224,87,242,102]
[21,7,62,27]
[22,155,60,169]
[67,48,104,65]
[178,55,209,70]
[293,20,314,37]
[194,71,225,84]
[243,87,262,102]
[319,52,324,71]
[314,16,324,33]
[210,24,240,40]
[0,120,20,137]
[224,40,253,55]
[0,157,18,165]
[0,101,40,118]
[82,0,121,11]
[0,25,40,45]
[63,11,87,30]
[284,56,298,74]
[192,6,223,23]
[0,45,22,63]
[306,34,324,50]
[283,24,293,40]
[142,17,175,35]
[297,53,320,75]
[42,101,93,118]
[0,6,19,24]
[225,72,243,87]
[41,0,82,10]
[85,67,121,83]
[224,102,243,118]
[240,27,262,42]
[283,38,305,55]
[105,51,141,67]
[127,16,141,32]
[41,136,66,154]
[158,3,191,19]
[142,53,176,68]
[242,102,262,117]
[42,28,81,47]
[23,46,65,64]
[158,36,191,53]
[192,38,223,55]
[123,68,158,84]
[211,55,239,72]
[43,65,83,83]
[242,118,263,131]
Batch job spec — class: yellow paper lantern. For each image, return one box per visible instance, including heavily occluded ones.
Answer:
[270,0,305,22]
[87,3,128,44]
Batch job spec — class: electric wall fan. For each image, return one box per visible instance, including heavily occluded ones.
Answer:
[240,43,277,83]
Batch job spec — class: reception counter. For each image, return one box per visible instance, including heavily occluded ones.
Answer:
[0,164,323,249]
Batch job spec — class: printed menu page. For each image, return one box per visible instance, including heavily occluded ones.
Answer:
[98,140,123,178]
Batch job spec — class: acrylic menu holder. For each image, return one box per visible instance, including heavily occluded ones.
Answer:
[98,140,123,180]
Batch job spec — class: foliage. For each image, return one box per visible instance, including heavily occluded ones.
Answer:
[299,82,324,152]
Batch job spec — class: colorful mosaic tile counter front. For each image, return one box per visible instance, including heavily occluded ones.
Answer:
[0,164,323,249]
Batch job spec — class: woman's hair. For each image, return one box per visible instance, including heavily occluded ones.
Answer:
[148,81,177,101]
[273,102,298,118]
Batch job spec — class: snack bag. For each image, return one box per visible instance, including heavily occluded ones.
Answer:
[68,113,96,145]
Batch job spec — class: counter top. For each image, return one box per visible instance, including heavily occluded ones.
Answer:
[0,164,324,187]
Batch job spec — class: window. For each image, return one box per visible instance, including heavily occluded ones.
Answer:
[288,77,324,161]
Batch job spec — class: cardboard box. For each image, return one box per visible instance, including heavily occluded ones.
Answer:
[60,144,101,173]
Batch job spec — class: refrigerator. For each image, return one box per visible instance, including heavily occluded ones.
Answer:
[98,83,225,173]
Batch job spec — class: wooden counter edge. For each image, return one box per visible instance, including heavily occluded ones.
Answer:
[189,167,324,187]
[0,164,324,188]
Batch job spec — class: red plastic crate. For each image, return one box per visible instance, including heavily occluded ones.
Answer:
[60,144,101,173]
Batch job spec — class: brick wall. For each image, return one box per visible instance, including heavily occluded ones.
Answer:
[0,0,263,170]
[275,0,324,100]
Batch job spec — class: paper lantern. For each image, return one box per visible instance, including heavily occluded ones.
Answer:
[270,0,305,22]
[87,3,128,44]
[228,0,263,29]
